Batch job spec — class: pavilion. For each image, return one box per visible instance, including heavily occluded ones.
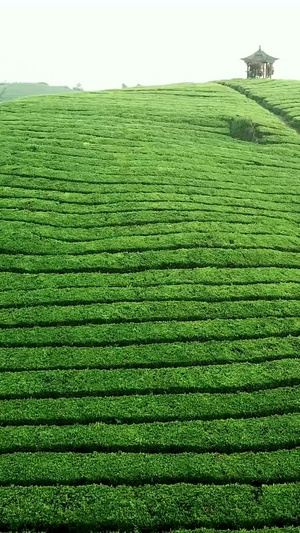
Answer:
[241,46,279,79]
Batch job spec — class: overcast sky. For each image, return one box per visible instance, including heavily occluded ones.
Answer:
[0,1,299,90]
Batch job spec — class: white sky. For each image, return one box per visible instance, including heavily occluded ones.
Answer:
[0,1,299,90]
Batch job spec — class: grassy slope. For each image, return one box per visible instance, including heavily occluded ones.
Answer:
[0,81,300,531]
[0,82,73,102]
[224,78,300,131]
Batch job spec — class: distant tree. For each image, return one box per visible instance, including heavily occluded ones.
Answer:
[73,83,84,91]
[136,84,142,87]
[122,83,127,89]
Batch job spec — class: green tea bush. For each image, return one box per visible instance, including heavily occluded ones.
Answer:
[229,117,265,143]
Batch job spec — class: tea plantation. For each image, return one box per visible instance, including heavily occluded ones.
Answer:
[0,80,300,531]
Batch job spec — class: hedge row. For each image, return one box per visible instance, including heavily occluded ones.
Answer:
[4,163,299,192]
[3,152,296,175]
[4,147,298,177]
[2,266,300,292]
[2,299,300,329]
[2,185,299,222]
[2,248,300,274]
[3,229,300,256]
[2,173,262,195]
[0,317,299,348]
[1,384,298,426]
[4,184,300,207]
[2,219,297,247]
[0,482,299,530]
[0,335,298,371]
[3,130,297,164]
[8,172,277,194]
[3,157,300,185]
[1,196,299,222]
[1,205,298,229]
[1,413,299,453]
[1,281,300,309]
[0,359,299,400]
[4,188,300,217]
[4,162,297,189]
[2,144,296,176]
[176,526,300,533]
[0,448,299,486]
[3,217,294,243]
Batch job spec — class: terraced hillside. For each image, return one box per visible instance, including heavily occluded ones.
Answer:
[224,79,300,131]
[0,81,300,531]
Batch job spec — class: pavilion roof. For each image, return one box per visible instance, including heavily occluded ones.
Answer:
[241,46,279,64]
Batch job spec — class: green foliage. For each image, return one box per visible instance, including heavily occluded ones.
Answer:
[0,334,299,372]
[0,358,299,400]
[0,448,299,486]
[1,413,300,454]
[174,526,300,533]
[1,80,300,530]
[1,385,299,426]
[0,482,299,530]
[0,317,299,348]
[224,79,300,133]
[230,117,265,142]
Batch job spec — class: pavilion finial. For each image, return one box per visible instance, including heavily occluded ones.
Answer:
[259,45,261,50]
